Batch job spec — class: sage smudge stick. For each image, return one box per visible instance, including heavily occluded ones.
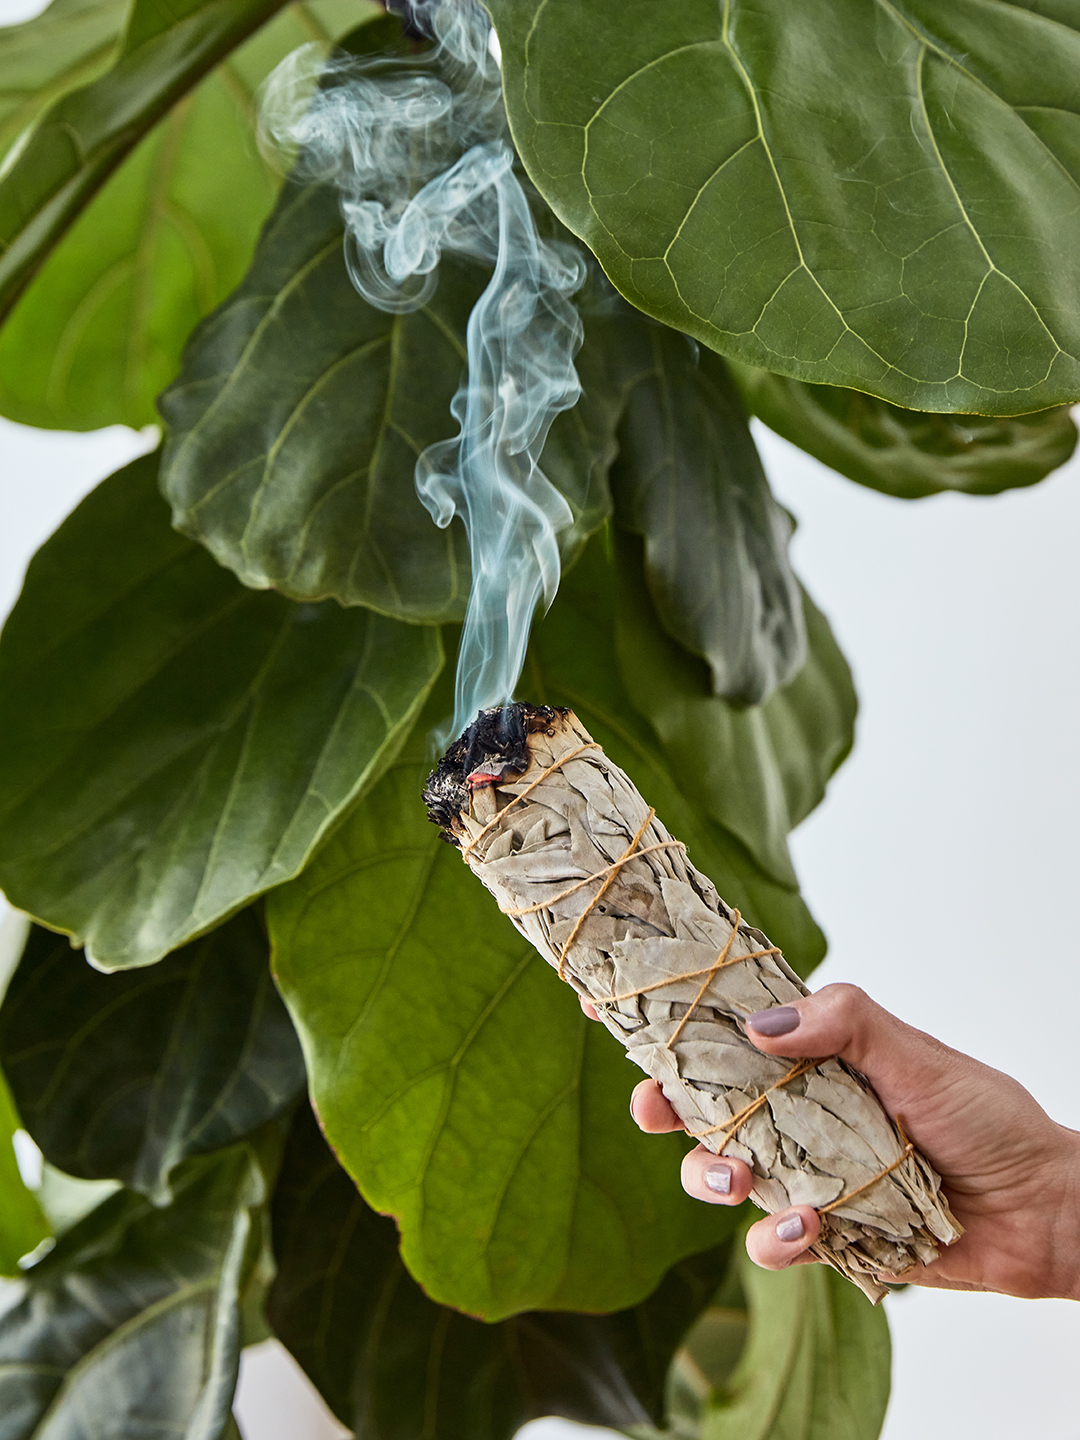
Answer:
[424,705,962,1302]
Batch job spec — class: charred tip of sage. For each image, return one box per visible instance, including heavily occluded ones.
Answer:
[422,701,570,841]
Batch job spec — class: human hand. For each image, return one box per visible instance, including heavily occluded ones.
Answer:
[583,983,1080,1298]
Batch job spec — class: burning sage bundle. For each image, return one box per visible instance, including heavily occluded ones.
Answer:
[424,704,962,1301]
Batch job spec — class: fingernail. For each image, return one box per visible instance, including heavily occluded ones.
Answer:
[776,1213,805,1243]
[704,1163,732,1195]
[747,1006,801,1037]
[629,1092,641,1124]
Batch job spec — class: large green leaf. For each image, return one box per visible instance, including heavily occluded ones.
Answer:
[0,0,301,323]
[0,1072,50,1278]
[0,451,443,970]
[606,317,803,703]
[269,670,737,1322]
[0,912,304,1201]
[269,529,828,1321]
[159,178,479,622]
[0,0,125,164]
[269,1102,734,1439]
[0,1,373,432]
[685,1253,891,1440]
[0,1140,269,1439]
[612,532,855,889]
[525,534,830,974]
[731,362,1079,500]
[489,0,1080,414]
[159,81,616,618]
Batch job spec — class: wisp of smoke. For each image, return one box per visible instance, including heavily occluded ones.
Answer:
[260,0,585,741]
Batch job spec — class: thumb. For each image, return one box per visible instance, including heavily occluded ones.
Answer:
[743,984,984,1160]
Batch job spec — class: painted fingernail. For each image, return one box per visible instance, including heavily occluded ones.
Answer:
[704,1163,733,1195]
[747,1006,801,1037]
[776,1213,805,1243]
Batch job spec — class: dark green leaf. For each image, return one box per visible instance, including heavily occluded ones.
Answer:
[0,1140,269,1440]
[525,534,830,973]
[158,10,474,620]
[269,668,737,1322]
[0,450,443,970]
[0,912,304,1200]
[686,1252,890,1440]
[490,0,1080,413]
[269,1103,734,1439]
[159,178,479,622]
[607,319,803,703]
[159,85,615,618]
[0,0,124,165]
[612,530,856,890]
[0,0,293,323]
[731,362,1079,500]
[0,1,375,431]
[0,1073,50,1278]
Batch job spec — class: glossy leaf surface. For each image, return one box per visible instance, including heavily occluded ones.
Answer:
[612,532,856,889]
[732,363,1079,500]
[490,0,1080,413]
[607,318,803,703]
[0,1142,268,1439]
[0,913,304,1201]
[0,0,296,323]
[160,178,480,622]
[0,1,372,432]
[160,163,615,619]
[0,451,443,970]
[269,1103,733,1438]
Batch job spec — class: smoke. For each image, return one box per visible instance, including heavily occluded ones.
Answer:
[260,0,585,741]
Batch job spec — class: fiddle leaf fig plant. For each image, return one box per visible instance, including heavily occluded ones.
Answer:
[0,1,1073,1435]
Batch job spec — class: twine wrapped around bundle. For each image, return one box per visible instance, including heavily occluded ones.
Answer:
[424,705,963,1301]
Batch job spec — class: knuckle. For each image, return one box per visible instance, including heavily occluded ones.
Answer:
[819,982,868,1017]
[813,983,872,1045]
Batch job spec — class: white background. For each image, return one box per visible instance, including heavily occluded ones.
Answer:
[3,410,1080,1439]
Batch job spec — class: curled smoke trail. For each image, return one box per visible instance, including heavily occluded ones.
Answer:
[260,0,586,741]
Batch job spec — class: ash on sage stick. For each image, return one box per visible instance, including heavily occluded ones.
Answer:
[424,704,962,1302]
